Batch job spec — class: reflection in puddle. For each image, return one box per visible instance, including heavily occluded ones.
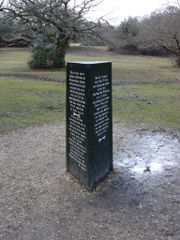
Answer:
[132,159,175,175]
[145,162,162,173]
[114,130,180,179]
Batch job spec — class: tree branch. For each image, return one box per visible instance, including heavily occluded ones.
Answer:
[0,36,32,47]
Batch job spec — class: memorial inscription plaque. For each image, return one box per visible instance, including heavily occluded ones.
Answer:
[66,62,113,191]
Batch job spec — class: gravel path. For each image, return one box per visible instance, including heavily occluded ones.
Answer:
[0,122,180,240]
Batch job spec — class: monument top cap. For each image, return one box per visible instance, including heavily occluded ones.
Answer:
[68,61,111,64]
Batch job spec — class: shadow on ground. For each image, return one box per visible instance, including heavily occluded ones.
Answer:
[0,122,180,240]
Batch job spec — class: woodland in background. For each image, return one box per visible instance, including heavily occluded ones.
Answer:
[0,0,180,67]
[104,3,180,66]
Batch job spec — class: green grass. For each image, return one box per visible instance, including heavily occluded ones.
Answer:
[0,48,65,79]
[0,48,30,72]
[66,51,180,83]
[0,48,180,132]
[113,84,180,129]
[1,48,180,83]
[0,77,65,132]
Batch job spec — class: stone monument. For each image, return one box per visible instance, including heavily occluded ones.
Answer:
[66,61,113,191]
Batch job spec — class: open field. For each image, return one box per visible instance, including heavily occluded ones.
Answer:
[0,48,65,79]
[0,77,65,133]
[0,48,180,240]
[0,47,180,83]
[0,47,180,132]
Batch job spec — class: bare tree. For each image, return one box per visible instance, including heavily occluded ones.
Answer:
[137,6,180,64]
[105,17,140,54]
[0,0,4,9]
[172,0,180,8]
[0,1,33,47]
[0,0,105,67]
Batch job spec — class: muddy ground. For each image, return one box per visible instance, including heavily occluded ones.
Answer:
[0,122,180,240]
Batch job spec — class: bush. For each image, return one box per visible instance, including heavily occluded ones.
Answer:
[29,43,58,69]
[123,44,138,52]
[110,44,138,55]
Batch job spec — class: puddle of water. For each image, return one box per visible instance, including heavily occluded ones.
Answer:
[132,161,174,174]
[114,131,180,179]
[149,162,163,173]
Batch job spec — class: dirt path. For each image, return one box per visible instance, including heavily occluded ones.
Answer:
[0,73,65,83]
[0,122,180,240]
[1,72,180,86]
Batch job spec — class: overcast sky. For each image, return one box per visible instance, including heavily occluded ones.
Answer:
[89,0,175,24]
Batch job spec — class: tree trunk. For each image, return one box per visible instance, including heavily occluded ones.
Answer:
[175,55,180,67]
[55,36,69,68]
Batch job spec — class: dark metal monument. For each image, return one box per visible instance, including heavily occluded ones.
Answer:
[66,62,113,191]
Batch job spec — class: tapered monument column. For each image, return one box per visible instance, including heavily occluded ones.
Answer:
[66,62,113,191]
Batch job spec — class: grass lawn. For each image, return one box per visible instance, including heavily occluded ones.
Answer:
[113,83,180,129]
[0,48,65,79]
[0,47,180,132]
[1,47,180,83]
[0,77,65,133]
